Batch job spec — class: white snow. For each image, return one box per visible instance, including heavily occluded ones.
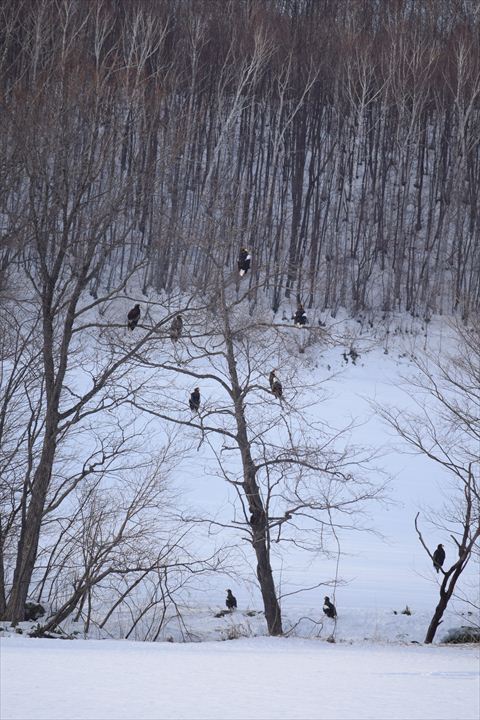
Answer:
[2,635,479,720]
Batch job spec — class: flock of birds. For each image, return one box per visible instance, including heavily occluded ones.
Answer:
[224,589,337,619]
[224,545,447,616]
[124,247,311,413]
[126,251,449,597]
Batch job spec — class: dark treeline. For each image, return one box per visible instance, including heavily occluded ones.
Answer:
[1,0,479,317]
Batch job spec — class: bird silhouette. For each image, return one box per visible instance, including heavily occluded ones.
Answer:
[323,596,336,619]
[238,248,251,277]
[226,589,237,610]
[189,388,200,412]
[170,314,183,341]
[269,370,283,399]
[433,543,445,573]
[293,304,307,327]
[127,304,140,331]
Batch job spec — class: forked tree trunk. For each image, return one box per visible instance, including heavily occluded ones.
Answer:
[424,553,474,644]
[5,409,59,622]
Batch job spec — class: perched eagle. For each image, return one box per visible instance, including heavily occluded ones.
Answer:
[294,304,308,327]
[269,370,283,398]
[189,387,200,412]
[238,247,251,277]
[323,596,337,619]
[433,544,445,573]
[226,589,237,610]
[170,314,183,341]
[127,304,141,331]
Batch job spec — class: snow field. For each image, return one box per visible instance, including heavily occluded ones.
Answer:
[1,635,478,720]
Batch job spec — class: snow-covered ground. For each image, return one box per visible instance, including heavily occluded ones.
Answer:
[2,635,478,720]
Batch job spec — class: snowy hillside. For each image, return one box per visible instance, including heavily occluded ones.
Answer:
[14,307,476,641]
[131,312,478,626]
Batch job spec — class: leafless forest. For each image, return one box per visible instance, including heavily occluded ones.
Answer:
[1,0,479,317]
[0,0,479,637]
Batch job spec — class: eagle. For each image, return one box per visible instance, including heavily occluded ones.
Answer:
[238,247,251,277]
[293,304,308,327]
[226,589,237,611]
[269,370,283,399]
[323,596,337,619]
[127,304,141,331]
[433,544,445,573]
[189,387,200,412]
[170,314,183,342]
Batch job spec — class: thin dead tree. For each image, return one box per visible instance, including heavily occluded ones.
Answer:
[378,319,480,643]
[414,466,479,643]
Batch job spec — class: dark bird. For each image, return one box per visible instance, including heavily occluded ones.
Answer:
[293,304,308,327]
[170,314,183,342]
[226,589,237,611]
[271,378,283,399]
[323,596,336,619]
[433,543,445,573]
[127,304,141,331]
[189,387,200,412]
[269,369,276,390]
[238,247,251,277]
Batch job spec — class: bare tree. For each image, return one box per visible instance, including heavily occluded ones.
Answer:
[378,319,480,642]
[132,279,383,635]
[32,449,222,638]
[1,86,203,619]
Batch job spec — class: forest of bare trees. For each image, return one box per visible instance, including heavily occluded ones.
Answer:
[1,0,479,318]
[0,0,478,637]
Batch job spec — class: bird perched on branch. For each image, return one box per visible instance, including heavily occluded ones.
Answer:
[238,247,251,277]
[127,304,141,331]
[433,543,445,573]
[226,589,237,611]
[189,387,200,413]
[293,304,307,327]
[269,370,283,399]
[323,596,336,619]
[170,314,183,342]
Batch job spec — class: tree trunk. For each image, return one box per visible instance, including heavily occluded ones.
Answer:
[424,592,449,644]
[223,306,283,635]
[5,431,57,622]
[253,524,283,636]
[241,444,282,636]
[424,553,473,644]
[0,532,6,617]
